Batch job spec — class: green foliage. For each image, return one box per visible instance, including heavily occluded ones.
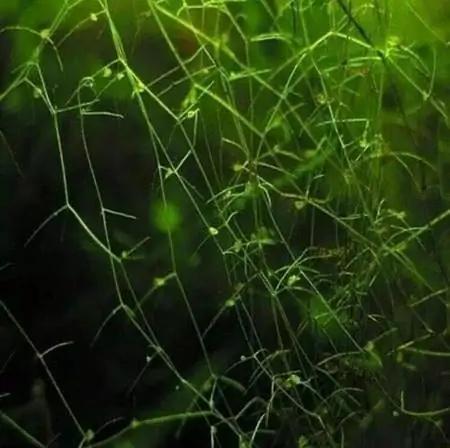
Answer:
[2,0,450,447]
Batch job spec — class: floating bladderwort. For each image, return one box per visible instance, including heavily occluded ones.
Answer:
[2,1,450,447]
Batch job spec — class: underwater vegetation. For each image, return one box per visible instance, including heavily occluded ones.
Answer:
[1,1,450,447]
